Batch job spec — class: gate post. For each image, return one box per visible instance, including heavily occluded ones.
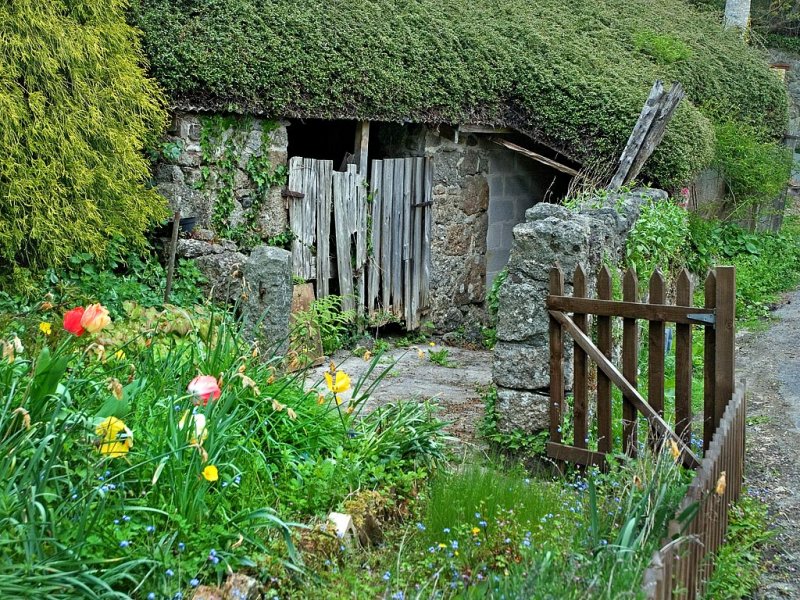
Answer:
[714,266,736,431]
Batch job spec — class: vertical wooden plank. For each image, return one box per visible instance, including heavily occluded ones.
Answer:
[597,266,613,455]
[354,121,370,176]
[403,158,413,328]
[391,159,405,315]
[333,170,355,312]
[573,264,588,450]
[420,158,433,309]
[648,269,665,449]
[356,167,368,316]
[381,160,394,310]
[288,156,303,278]
[703,270,717,450]
[549,267,565,445]
[715,266,736,430]
[316,160,333,297]
[675,269,694,446]
[367,160,382,313]
[622,269,639,457]
[410,157,424,329]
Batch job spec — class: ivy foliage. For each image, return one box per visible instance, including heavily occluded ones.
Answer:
[0,0,168,277]
[131,0,786,187]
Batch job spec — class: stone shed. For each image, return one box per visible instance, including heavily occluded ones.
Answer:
[156,113,572,332]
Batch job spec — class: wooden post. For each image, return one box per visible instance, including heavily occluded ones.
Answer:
[714,266,736,431]
[596,266,613,454]
[648,270,665,449]
[549,267,565,446]
[354,121,370,176]
[164,210,180,303]
[622,269,639,456]
[703,270,717,450]
[675,269,694,446]
[573,264,588,450]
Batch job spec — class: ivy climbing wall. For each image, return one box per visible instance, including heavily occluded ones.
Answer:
[154,112,290,250]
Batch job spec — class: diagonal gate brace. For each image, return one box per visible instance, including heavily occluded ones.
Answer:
[550,309,700,468]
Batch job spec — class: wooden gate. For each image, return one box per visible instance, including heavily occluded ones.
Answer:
[286,156,432,329]
[546,265,736,468]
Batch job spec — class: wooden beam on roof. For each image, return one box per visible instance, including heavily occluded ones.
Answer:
[354,121,370,176]
[459,124,513,134]
[491,137,581,178]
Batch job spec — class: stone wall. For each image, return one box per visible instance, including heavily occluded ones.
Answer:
[155,113,289,240]
[770,48,800,217]
[491,189,664,434]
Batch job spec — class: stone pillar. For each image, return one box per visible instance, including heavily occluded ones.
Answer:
[241,245,293,355]
[491,190,659,434]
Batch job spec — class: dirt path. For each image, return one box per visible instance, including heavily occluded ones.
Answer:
[307,342,493,442]
[739,290,800,598]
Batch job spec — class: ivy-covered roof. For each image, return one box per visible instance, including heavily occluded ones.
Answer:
[131,0,787,186]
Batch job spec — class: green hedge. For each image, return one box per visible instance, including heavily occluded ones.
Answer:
[131,0,786,187]
[0,0,167,277]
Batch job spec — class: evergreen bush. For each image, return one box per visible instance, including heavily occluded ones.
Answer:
[0,0,168,279]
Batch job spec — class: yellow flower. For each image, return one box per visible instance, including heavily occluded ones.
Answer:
[39,322,52,335]
[96,416,133,458]
[429,342,435,347]
[114,350,126,361]
[287,407,297,420]
[668,439,680,461]
[362,350,372,361]
[202,465,219,482]
[438,543,446,549]
[324,370,351,394]
[471,527,480,535]
[715,471,727,496]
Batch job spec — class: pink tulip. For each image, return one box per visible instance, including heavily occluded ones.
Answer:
[188,375,221,406]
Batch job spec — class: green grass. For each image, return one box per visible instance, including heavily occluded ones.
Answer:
[705,492,772,599]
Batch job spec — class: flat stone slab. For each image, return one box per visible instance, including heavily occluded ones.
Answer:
[304,342,493,442]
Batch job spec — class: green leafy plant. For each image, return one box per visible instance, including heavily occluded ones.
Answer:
[1,0,167,280]
[291,295,356,355]
[625,198,690,280]
[634,30,693,63]
[428,348,456,368]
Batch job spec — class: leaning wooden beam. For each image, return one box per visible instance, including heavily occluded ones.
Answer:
[608,80,685,190]
[549,309,701,468]
[626,83,685,184]
[459,124,513,134]
[491,137,581,177]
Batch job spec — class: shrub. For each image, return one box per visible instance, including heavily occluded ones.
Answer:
[712,120,792,219]
[625,198,691,280]
[0,0,168,278]
[131,0,786,188]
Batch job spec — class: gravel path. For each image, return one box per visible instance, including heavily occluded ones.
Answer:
[740,290,800,598]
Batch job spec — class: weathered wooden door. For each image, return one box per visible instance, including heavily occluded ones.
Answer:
[286,156,432,330]
[367,157,432,330]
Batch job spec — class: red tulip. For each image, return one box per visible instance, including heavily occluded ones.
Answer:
[188,375,221,406]
[63,307,86,336]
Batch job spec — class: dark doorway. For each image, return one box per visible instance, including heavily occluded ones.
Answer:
[287,119,356,169]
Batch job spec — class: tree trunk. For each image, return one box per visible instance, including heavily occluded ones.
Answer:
[724,0,751,32]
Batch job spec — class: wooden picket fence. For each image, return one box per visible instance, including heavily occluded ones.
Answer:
[546,263,743,597]
[642,382,746,599]
[547,264,735,466]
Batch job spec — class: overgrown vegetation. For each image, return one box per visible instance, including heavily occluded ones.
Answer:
[131,0,786,188]
[1,0,167,280]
